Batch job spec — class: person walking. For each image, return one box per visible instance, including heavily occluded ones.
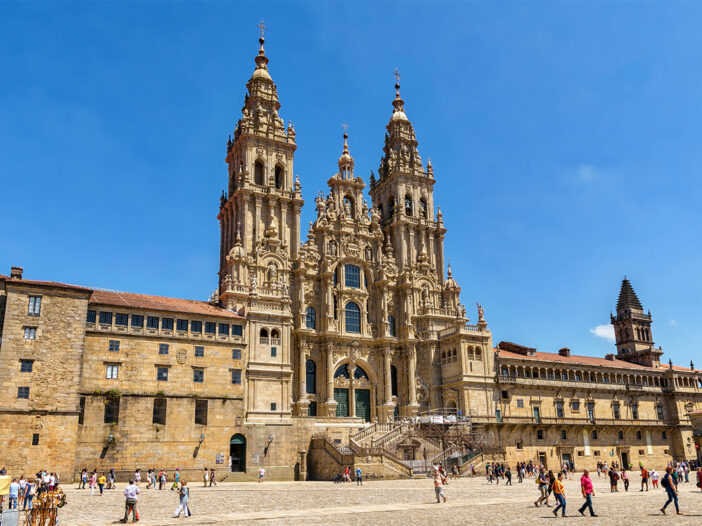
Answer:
[159,469,167,490]
[505,466,512,486]
[641,466,650,491]
[534,468,549,507]
[621,469,629,492]
[578,468,598,517]
[209,469,216,487]
[696,467,702,492]
[355,467,363,486]
[89,471,97,496]
[651,469,659,489]
[98,472,107,495]
[552,472,567,517]
[8,478,20,509]
[22,478,35,511]
[259,466,266,482]
[434,470,447,503]
[120,479,139,523]
[134,469,141,486]
[660,466,681,515]
[202,468,209,488]
[172,468,180,491]
[174,480,192,518]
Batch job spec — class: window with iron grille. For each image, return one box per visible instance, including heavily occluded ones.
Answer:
[152,398,167,425]
[231,369,242,384]
[159,343,169,355]
[32,433,39,446]
[193,368,204,383]
[195,399,208,425]
[108,340,120,352]
[232,349,242,360]
[195,346,204,357]
[157,367,169,381]
[17,386,30,399]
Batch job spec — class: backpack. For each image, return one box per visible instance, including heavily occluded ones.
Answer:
[661,474,670,489]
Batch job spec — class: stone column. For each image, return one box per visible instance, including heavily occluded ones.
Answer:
[292,204,301,259]
[407,346,418,406]
[254,197,262,247]
[384,349,393,404]
[326,345,335,403]
[281,202,289,250]
[299,344,307,401]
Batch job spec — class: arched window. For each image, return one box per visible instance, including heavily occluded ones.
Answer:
[391,365,398,396]
[271,329,280,340]
[254,160,264,185]
[353,366,368,380]
[344,301,361,334]
[404,195,413,216]
[343,196,354,218]
[305,307,316,330]
[333,266,338,286]
[388,315,396,337]
[274,165,283,189]
[259,328,268,344]
[334,364,350,378]
[344,264,360,288]
[305,359,316,394]
[419,198,427,218]
[388,196,395,218]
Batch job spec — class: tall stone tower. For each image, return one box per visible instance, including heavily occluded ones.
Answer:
[610,278,663,367]
[218,31,303,422]
[369,78,445,278]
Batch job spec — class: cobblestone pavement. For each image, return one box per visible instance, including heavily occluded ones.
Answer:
[42,473,702,525]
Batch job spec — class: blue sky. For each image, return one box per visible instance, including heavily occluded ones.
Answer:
[1,2,700,367]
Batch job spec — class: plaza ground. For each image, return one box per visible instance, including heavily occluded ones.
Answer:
[51,472,702,525]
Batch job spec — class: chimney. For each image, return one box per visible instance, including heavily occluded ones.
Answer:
[558,347,570,357]
[605,354,615,361]
[10,266,23,280]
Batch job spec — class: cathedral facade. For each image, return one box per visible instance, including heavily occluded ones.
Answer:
[0,36,700,481]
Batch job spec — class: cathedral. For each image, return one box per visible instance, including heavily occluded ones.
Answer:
[0,34,700,481]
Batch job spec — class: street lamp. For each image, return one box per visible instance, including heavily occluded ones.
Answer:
[199,433,205,444]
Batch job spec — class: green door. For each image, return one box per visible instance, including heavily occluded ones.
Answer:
[334,388,349,417]
[355,389,371,422]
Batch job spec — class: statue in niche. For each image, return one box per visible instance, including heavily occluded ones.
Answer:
[328,240,337,256]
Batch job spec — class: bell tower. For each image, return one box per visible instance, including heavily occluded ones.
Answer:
[610,278,663,367]
[368,73,446,280]
[218,27,303,312]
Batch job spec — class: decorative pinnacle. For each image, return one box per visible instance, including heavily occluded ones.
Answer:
[258,20,266,38]
[255,20,269,68]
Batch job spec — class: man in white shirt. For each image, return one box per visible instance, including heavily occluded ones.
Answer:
[120,479,139,523]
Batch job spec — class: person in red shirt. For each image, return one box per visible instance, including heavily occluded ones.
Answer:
[578,469,598,517]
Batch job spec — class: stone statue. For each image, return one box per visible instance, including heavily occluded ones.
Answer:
[250,273,258,293]
[344,200,352,218]
[476,302,485,322]
[328,240,337,256]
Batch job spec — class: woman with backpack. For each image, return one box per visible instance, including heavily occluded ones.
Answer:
[660,466,681,515]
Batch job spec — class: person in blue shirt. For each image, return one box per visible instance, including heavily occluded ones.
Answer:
[660,466,681,515]
[8,478,20,509]
[355,467,363,486]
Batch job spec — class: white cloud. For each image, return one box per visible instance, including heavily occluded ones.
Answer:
[668,319,677,326]
[590,324,615,342]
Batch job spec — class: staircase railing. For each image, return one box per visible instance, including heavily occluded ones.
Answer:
[371,423,405,448]
[430,443,462,464]
[349,437,412,478]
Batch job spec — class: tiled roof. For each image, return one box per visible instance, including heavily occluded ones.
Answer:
[617,278,643,311]
[0,274,92,293]
[89,290,244,319]
[497,348,657,370]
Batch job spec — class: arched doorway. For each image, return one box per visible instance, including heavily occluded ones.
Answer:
[230,434,246,472]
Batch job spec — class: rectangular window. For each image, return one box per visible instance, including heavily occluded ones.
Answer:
[20,360,34,372]
[99,311,113,325]
[32,433,39,446]
[162,317,174,330]
[157,367,169,381]
[204,322,216,334]
[571,400,580,411]
[24,327,36,340]
[501,390,509,400]
[194,346,204,357]
[231,324,243,337]
[232,349,242,360]
[516,440,523,450]
[159,343,169,355]
[147,316,160,329]
[131,315,144,328]
[195,399,208,425]
[152,398,167,425]
[587,402,595,421]
[218,323,230,335]
[106,364,119,379]
[656,405,664,420]
[17,386,30,399]
[632,404,639,420]
[271,347,277,357]
[556,401,564,418]
[231,369,242,384]
[516,399,524,408]
[28,296,42,316]
[344,265,361,288]
[115,313,128,326]
[537,429,544,440]
[87,310,97,323]
[193,368,204,383]
[561,429,567,440]
[104,398,120,424]
[78,396,85,425]
[176,319,188,332]
[190,320,202,333]
[495,409,502,423]
[613,404,621,420]
[108,340,120,352]
[270,402,277,411]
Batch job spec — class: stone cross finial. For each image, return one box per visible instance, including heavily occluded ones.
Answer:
[393,68,401,84]
[257,20,267,37]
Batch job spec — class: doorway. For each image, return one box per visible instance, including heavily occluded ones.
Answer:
[334,388,349,417]
[230,434,246,472]
[620,451,630,469]
[538,451,547,468]
[355,389,371,422]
